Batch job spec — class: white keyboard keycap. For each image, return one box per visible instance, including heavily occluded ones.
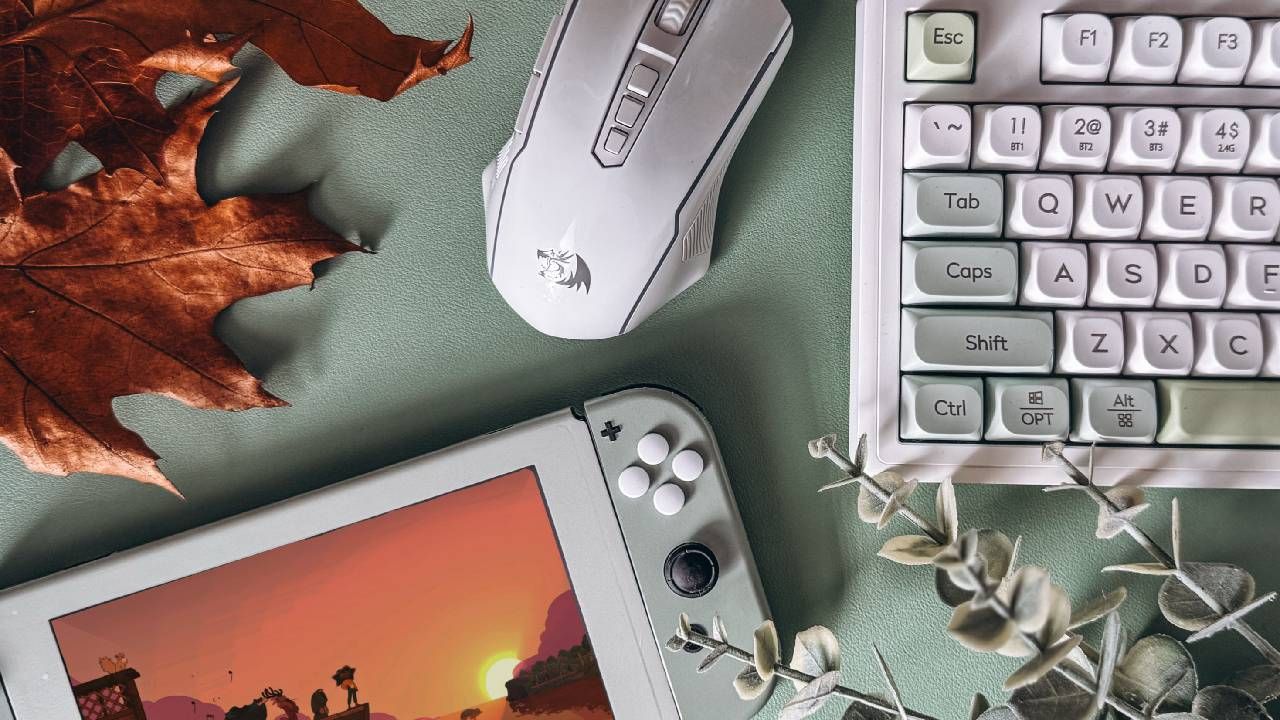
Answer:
[1245,110,1280,173]
[1263,315,1280,377]
[1193,313,1264,376]
[984,377,1070,441]
[1042,106,1111,171]
[1089,243,1158,307]
[1225,244,1280,309]
[973,105,1042,170]
[1142,176,1212,241]
[901,376,984,441]
[1179,17,1252,85]
[903,173,1004,237]
[901,309,1055,374]
[1005,174,1073,238]
[1072,379,1159,443]
[1057,311,1125,375]
[1125,312,1195,375]
[906,12,977,82]
[1156,244,1227,308]
[1109,107,1181,172]
[1073,175,1143,239]
[1245,19,1280,86]
[1211,177,1280,242]
[1042,14,1113,82]
[902,241,1019,305]
[905,104,973,170]
[1111,16,1183,83]
[1177,108,1249,172]
[1021,242,1088,307]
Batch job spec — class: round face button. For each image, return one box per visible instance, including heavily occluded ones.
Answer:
[652,482,686,516]
[637,432,671,465]
[664,542,719,598]
[617,466,650,499]
[671,449,705,481]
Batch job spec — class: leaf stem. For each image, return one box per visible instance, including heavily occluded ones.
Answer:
[818,444,949,546]
[678,629,941,720]
[1043,445,1280,668]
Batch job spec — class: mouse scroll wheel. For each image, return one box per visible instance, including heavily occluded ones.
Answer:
[657,0,699,35]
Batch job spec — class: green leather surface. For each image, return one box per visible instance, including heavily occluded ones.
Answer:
[2,0,1278,718]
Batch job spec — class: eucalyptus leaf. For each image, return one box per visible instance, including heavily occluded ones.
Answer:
[712,615,729,643]
[789,626,842,687]
[948,601,1015,652]
[665,634,688,652]
[1159,562,1256,631]
[1113,635,1198,712]
[937,477,959,544]
[808,433,839,459]
[1105,486,1146,510]
[1008,668,1093,720]
[754,620,781,682]
[1000,583,1072,658]
[696,645,729,673]
[871,646,909,720]
[1191,685,1273,720]
[1068,587,1129,630]
[1103,562,1178,576]
[1004,634,1083,691]
[858,471,906,524]
[1093,612,1125,716]
[934,530,1015,606]
[969,694,990,719]
[974,709,1017,720]
[879,535,946,566]
[1171,498,1183,569]
[1007,566,1053,633]
[779,671,841,720]
[843,706,895,720]
[878,478,920,529]
[1097,503,1150,540]
[733,665,773,701]
[854,433,868,472]
[1229,665,1280,704]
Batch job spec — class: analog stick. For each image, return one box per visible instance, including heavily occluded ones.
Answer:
[664,543,719,598]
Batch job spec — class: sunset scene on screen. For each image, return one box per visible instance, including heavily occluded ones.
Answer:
[51,469,614,720]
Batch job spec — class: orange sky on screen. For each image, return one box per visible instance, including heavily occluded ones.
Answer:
[52,469,579,720]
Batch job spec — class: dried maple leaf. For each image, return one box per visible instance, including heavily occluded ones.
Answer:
[1,0,473,190]
[0,79,362,493]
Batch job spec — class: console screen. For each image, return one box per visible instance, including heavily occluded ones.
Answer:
[51,469,616,720]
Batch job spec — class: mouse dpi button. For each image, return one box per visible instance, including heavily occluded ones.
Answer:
[628,65,660,97]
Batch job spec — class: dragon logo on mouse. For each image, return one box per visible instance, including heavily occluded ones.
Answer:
[537,249,592,293]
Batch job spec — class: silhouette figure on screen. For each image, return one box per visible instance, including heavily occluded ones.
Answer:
[311,688,330,718]
[332,665,358,708]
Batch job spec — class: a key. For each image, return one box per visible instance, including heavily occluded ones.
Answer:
[1246,19,1280,86]
[1225,244,1280,309]
[1074,175,1143,239]
[900,376,984,441]
[1042,106,1111,171]
[1005,174,1073,238]
[1177,108,1249,172]
[1193,313,1264,376]
[1263,315,1280,377]
[1158,380,1280,444]
[901,241,1019,305]
[973,105,1042,170]
[1111,16,1183,83]
[905,104,972,169]
[1109,107,1181,172]
[1156,244,1227,308]
[1179,17,1252,85]
[906,12,977,82]
[1142,176,1212,241]
[984,377,1070,441]
[1072,379,1159,444]
[1089,243,1158,307]
[1211,177,1280,242]
[1021,242,1088,307]
[901,309,1055,374]
[1057,311,1125,375]
[903,173,1003,237]
[1042,14,1113,82]
[1125,312,1195,375]
[1245,110,1280,173]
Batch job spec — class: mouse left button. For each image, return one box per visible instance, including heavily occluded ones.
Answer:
[533,12,564,76]
[515,12,564,135]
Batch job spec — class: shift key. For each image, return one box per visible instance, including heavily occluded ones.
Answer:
[902,309,1055,373]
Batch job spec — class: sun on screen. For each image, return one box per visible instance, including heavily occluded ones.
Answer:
[483,654,522,700]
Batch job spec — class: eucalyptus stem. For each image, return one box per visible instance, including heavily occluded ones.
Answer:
[679,629,941,720]
[1044,445,1280,668]
[816,443,949,546]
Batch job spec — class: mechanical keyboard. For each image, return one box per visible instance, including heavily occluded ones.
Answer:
[853,1,1280,487]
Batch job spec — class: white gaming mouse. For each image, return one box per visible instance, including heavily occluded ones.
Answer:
[482,0,793,339]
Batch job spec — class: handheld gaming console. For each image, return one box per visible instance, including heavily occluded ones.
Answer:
[0,387,769,720]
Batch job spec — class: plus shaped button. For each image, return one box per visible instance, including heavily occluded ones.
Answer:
[600,421,623,442]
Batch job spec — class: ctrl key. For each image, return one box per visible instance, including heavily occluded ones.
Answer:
[1071,379,1158,444]
[901,376,984,441]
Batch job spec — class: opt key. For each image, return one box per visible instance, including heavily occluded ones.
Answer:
[903,173,1004,236]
